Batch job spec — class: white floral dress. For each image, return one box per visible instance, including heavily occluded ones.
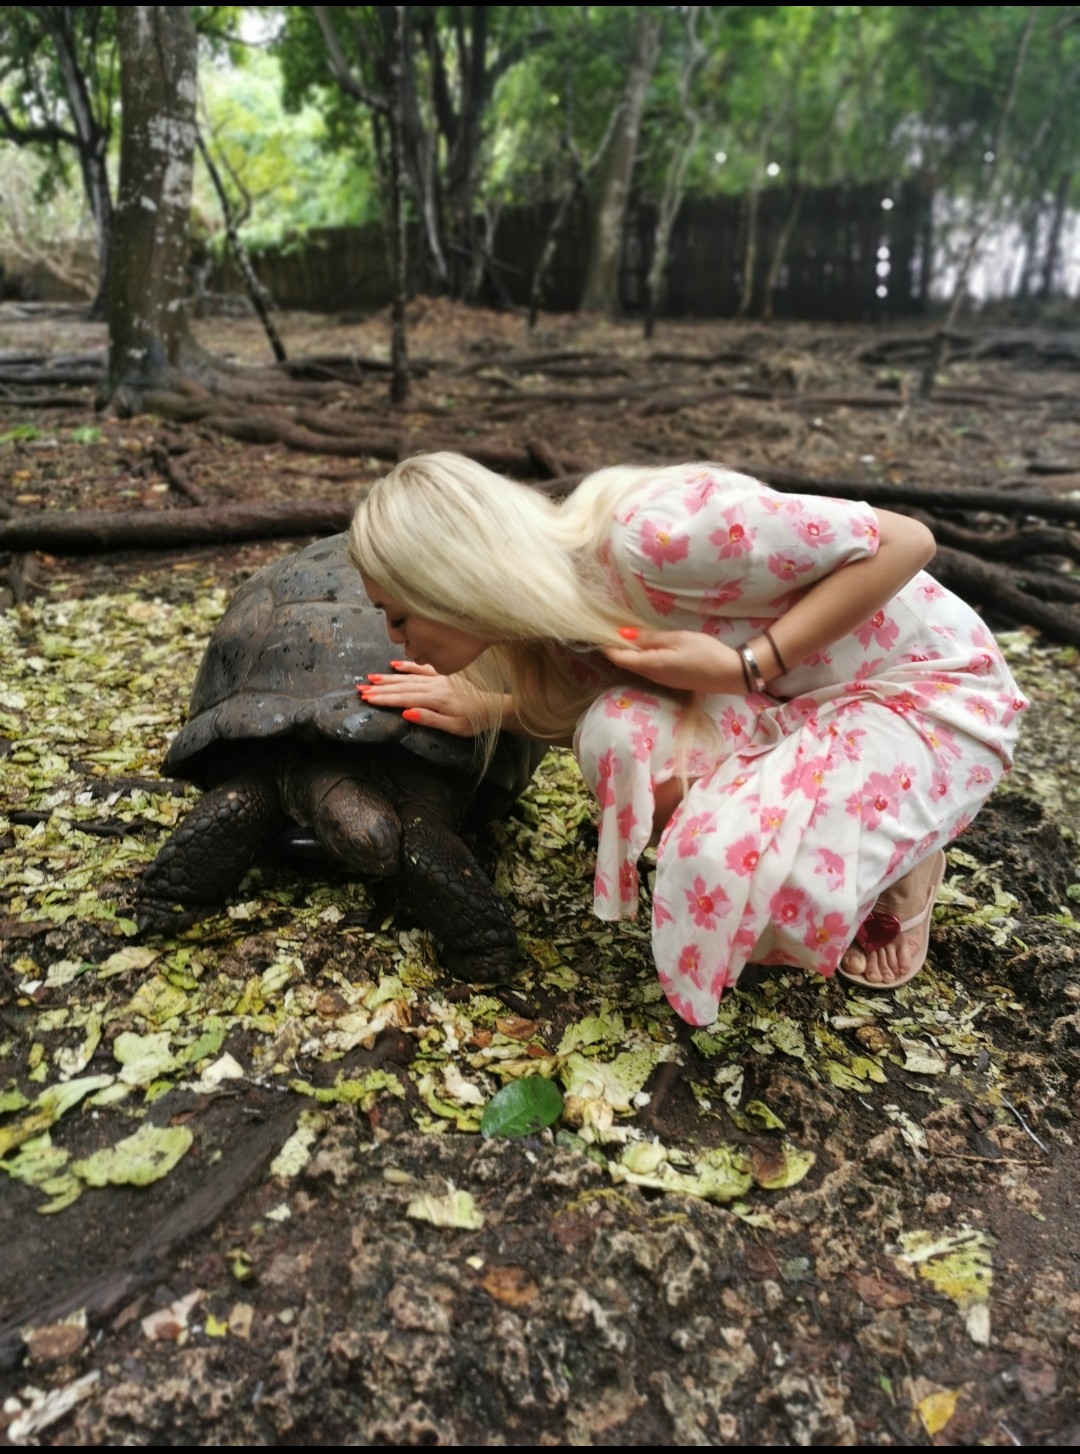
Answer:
[572,464,1028,1027]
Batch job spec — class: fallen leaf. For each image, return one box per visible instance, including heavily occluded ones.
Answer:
[480,1265,539,1307]
[918,1387,960,1435]
[495,1015,539,1041]
[897,1227,993,1346]
[141,1290,202,1342]
[847,1271,914,1311]
[22,1315,88,1364]
[481,1076,563,1138]
[406,1188,484,1230]
[73,1122,193,1187]
[6,1373,101,1441]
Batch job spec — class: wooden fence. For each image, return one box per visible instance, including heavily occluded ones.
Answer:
[237,179,931,323]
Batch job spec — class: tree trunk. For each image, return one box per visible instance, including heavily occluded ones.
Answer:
[579,9,662,315]
[1038,166,1073,300]
[106,7,201,412]
[35,8,115,319]
[386,6,411,404]
[919,6,1038,397]
[644,6,704,340]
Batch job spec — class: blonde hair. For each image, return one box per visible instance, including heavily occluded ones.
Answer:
[349,451,706,746]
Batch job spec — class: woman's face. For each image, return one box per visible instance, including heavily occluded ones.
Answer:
[361,574,491,675]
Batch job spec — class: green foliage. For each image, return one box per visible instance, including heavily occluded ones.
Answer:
[481,1077,564,1139]
[199,47,380,248]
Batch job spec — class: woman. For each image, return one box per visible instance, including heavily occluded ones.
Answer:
[350,452,1026,1027]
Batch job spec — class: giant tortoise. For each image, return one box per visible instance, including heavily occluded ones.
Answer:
[136,534,546,980]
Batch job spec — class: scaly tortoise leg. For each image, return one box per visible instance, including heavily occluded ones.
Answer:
[136,773,284,932]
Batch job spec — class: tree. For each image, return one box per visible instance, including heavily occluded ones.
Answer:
[106,6,201,411]
[279,5,544,300]
[0,6,118,316]
[579,6,662,314]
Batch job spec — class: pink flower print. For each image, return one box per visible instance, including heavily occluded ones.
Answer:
[603,691,640,719]
[889,689,921,715]
[967,650,997,676]
[653,893,675,928]
[630,715,658,763]
[803,910,848,954]
[925,723,963,762]
[854,655,887,683]
[675,811,718,857]
[759,804,786,845]
[616,802,638,840]
[856,610,899,652]
[917,578,945,602]
[781,754,831,799]
[895,764,916,794]
[824,722,864,761]
[709,963,737,1000]
[965,693,998,725]
[725,835,760,876]
[769,885,809,928]
[631,571,678,617]
[930,772,951,802]
[710,509,756,559]
[966,763,994,792]
[677,943,706,989]
[815,846,846,890]
[594,748,618,808]
[684,876,731,930]
[619,861,639,903]
[1001,694,1028,727]
[717,772,751,796]
[846,769,899,828]
[594,868,611,900]
[663,983,712,1027]
[795,514,838,549]
[683,471,718,513]
[701,578,746,613]
[767,551,814,584]
[719,705,750,744]
[639,518,690,569]
[851,511,881,546]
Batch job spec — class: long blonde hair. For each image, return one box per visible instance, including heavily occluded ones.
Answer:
[349,451,703,745]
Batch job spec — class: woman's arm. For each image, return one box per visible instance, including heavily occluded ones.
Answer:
[600,508,936,692]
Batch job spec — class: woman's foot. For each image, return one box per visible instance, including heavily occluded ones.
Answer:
[838,850,947,989]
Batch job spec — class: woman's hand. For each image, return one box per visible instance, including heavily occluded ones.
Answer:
[600,629,742,694]
[357,660,503,737]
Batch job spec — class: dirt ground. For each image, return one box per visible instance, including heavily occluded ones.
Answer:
[1,302,1079,1446]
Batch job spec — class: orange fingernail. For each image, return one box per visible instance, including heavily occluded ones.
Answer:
[402,708,422,723]
[390,660,408,669]
[367,673,384,683]
[618,626,640,641]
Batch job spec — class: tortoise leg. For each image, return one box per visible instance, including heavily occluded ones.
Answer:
[399,810,520,981]
[383,754,520,981]
[135,774,285,933]
[279,759,401,877]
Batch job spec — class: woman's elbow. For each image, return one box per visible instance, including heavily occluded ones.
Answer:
[915,518,936,569]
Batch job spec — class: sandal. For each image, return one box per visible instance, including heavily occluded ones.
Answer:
[838,850,946,990]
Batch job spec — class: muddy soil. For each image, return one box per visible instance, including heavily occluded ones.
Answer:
[1,302,1079,1446]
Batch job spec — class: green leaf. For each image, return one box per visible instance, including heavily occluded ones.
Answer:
[69,426,102,444]
[73,1122,193,1187]
[481,1077,564,1139]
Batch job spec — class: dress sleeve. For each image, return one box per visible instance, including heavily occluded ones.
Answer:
[603,466,881,625]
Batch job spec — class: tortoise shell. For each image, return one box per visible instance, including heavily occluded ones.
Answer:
[163,534,537,815]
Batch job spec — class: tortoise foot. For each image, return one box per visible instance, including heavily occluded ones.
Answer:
[136,775,284,933]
